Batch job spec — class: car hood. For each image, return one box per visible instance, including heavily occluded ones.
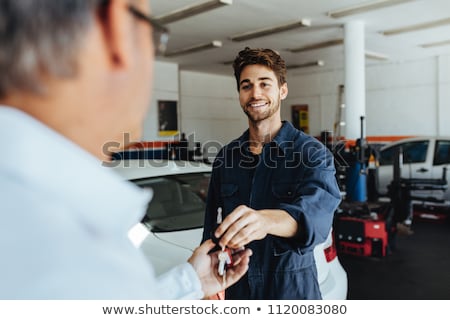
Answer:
[129,224,203,276]
[153,227,203,251]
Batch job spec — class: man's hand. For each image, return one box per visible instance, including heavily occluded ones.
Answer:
[214,205,298,249]
[188,239,252,298]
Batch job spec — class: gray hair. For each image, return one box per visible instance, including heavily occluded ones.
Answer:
[0,0,102,98]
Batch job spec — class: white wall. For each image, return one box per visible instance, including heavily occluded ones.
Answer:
[438,55,450,136]
[179,71,247,150]
[284,54,450,138]
[283,69,344,137]
[142,60,179,141]
[366,59,437,136]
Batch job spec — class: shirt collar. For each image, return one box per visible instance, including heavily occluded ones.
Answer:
[236,121,299,157]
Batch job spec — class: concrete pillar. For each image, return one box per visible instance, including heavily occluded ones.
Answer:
[344,21,366,140]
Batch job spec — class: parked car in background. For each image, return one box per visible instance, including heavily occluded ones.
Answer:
[375,136,450,201]
[111,159,348,300]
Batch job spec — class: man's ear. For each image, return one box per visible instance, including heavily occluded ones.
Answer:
[97,0,131,69]
[280,83,288,100]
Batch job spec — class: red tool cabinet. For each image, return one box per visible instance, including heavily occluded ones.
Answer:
[335,216,388,257]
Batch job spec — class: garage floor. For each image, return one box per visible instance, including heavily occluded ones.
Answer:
[338,218,450,299]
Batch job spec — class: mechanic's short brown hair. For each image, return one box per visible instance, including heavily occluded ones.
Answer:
[232,47,287,91]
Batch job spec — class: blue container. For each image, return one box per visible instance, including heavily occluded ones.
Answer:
[346,162,367,202]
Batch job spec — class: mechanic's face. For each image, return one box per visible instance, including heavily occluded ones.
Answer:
[238,64,287,124]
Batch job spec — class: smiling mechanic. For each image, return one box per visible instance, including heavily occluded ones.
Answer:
[202,47,341,299]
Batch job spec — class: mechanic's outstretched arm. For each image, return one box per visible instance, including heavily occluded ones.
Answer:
[214,205,298,249]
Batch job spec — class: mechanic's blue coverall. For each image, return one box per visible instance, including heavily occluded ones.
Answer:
[202,121,342,299]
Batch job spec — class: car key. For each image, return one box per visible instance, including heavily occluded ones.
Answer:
[218,249,227,286]
[216,207,226,281]
[215,207,232,286]
[211,207,222,245]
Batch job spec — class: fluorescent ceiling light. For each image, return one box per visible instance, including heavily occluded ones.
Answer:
[365,50,389,60]
[420,39,450,48]
[381,17,450,36]
[154,0,232,24]
[288,39,343,53]
[229,19,311,42]
[328,0,414,19]
[164,40,222,57]
[287,60,324,69]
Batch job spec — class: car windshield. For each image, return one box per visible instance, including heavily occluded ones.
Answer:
[132,172,211,232]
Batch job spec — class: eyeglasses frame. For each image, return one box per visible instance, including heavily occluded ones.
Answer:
[127,5,170,56]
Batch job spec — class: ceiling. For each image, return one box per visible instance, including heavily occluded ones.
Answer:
[150,0,450,76]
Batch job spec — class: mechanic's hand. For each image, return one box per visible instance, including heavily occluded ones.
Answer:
[214,205,270,249]
[214,205,298,249]
[188,239,252,298]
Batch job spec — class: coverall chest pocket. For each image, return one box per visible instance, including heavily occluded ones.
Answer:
[220,183,239,215]
[271,182,300,202]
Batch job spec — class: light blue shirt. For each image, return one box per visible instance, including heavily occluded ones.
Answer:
[0,106,203,299]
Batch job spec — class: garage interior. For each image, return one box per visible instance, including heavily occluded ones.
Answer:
[145,0,450,145]
[135,0,450,299]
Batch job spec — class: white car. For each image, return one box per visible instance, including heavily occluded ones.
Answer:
[375,136,450,202]
[111,159,348,300]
